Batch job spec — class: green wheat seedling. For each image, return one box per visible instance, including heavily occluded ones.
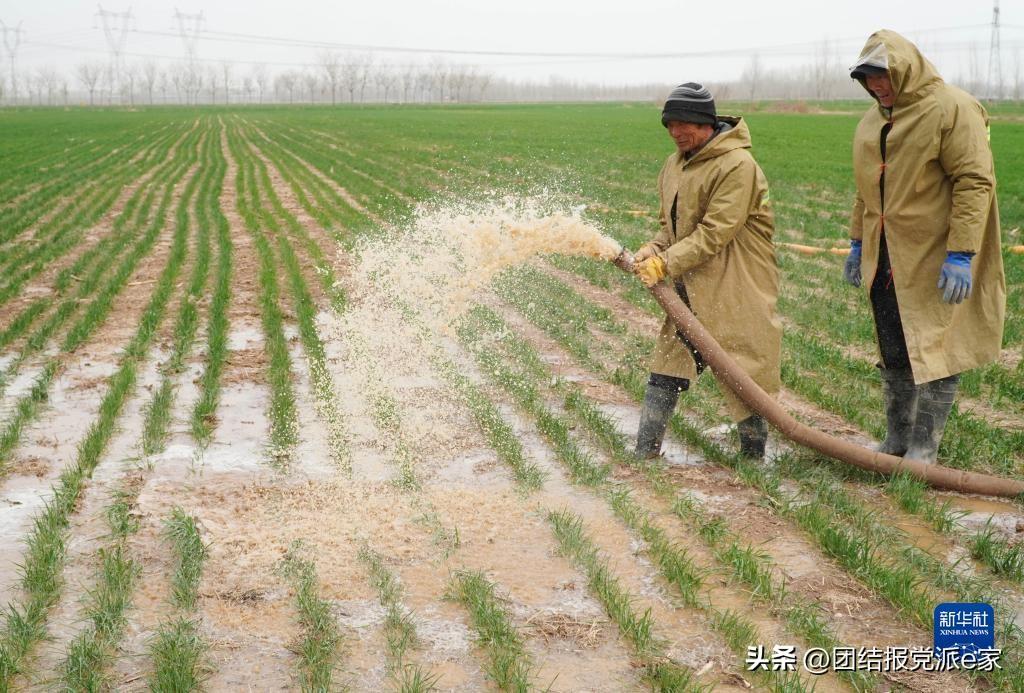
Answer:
[358,546,439,691]
[448,570,534,692]
[461,305,827,689]
[149,616,208,693]
[0,129,202,469]
[434,359,546,491]
[191,119,233,445]
[0,124,185,310]
[225,122,298,467]
[143,129,217,456]
[281,545,344,693]
[149,505,211,692]
[0,144,197,686]
[465,303,852,646]
[59,546,141,690]
[238,131,352,472]
[969,520,1024,583]
[243,122,360,245]
[165,508,208,610]
[241,123,348,311]
[58,466,148,690]
[547,510,707,692]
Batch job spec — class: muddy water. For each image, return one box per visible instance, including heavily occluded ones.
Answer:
[0,348,128,612]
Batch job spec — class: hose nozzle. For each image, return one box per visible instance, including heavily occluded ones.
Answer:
[612,248,635,273]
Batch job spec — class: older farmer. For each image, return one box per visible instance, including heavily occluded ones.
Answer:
[633,83,782,460]
[845,30,1006,463]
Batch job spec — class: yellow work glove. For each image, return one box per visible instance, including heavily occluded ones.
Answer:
[633,243,657,263]
[635,255,667,287]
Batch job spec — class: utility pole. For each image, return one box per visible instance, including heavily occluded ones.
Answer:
[988,0,1003,100]
[0,20,24,105]
[96,5,133,103]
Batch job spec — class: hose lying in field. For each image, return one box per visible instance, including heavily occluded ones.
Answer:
[612,250,1024,499]
[777,242,851,256]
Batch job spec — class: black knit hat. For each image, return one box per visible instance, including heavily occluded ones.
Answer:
[661,82,716,127]
[850,63,888,80]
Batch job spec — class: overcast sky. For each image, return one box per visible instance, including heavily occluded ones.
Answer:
[5,0,1023,85]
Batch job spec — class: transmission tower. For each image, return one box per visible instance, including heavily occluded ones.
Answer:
[96,5,134,102]
[0,20,24,105]
[987,0,1003,100]
[173,8,203,66]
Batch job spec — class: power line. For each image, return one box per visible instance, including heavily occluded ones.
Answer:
[124,22,991,61]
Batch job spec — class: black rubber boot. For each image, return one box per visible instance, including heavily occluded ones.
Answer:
[737,415,767,460]
[877,367,918,456]
[904,374,960,464]
[635,374,688,459]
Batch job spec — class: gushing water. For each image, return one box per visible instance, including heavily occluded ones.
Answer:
[318,195,621,472]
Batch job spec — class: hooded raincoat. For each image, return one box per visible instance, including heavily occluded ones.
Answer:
[646,116,782,421]
[850,30,1006,383]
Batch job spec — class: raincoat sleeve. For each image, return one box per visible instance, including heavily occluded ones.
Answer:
[850,193,865,241]
[650,165,672,251]
[939,101,995,254]
[662,158,755,276]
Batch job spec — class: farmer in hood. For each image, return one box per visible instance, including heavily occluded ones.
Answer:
[845,31,1006,463]
[632,83,782,460]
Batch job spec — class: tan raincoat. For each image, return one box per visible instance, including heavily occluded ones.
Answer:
[646,116,782,421]
[850,30,1006,383]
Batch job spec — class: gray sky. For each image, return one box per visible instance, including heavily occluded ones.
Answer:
[5,0,1023,85]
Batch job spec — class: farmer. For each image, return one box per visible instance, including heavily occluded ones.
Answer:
[632,83,782,460]
[844,30,1006,463]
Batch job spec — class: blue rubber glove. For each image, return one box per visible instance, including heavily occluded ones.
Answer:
[938,251,974,304]
[843,240,862,287]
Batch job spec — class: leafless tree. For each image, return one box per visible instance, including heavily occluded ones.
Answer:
[341,53,370,103]
[415,69,433,102]
[275,71,298,103]
[242,75,254,104]
[157,68,170,104]
[252,63,269,104]
[206,65,219,104]
[476,72,492,102]
[140,61,158,104]
[374,64,398,103]
[400,65,418,103]
[302,70,319,104]
[60,79,68,105]
[811,40,836,100]
[1014,49,1022,103]
[122,64,137,106]
[76,62,103,106]
[35,66,59,106]
[429,58,449,102]
[170,64,186,104]
[743,53,762,104]
[968,43,982,96]
[221,61,233,104]
[319,51,342,105]
[0,75,6,105]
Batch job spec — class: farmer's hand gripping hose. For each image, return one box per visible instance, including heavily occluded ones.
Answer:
[613,249,1024,499]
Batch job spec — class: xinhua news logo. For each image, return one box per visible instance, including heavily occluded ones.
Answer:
[934,602,996,666]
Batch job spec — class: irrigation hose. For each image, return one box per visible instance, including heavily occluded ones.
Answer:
[612,250,1024,499]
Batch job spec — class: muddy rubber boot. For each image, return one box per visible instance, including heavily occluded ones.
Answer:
[904,374,960,464]
[877,368,918,456]
[737,415,768,460]
[635,375,686,459]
